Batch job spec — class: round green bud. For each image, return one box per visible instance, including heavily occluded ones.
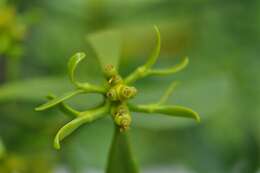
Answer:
[104,64,117,78]
[107,84,138,101]
[106,88,118,101]
[120,86,137,100]
[108,75,123,86]
[113,105,132,131]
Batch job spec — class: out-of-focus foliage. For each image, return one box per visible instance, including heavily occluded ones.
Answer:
[0,0,259,173]
[0,0,26,58]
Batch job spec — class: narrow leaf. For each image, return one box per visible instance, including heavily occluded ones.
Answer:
[106,127,139,173]
[155,105,200,122]
[149,57,189,76]
[129,104,200,122]
[124,26,161,84]
[68,52,86,84]
[46,94,80,117]
[54,103,110,149]
[54,115,91,150]
[145,25,161,68]
[35,89,84,111]
[158,81,179,104]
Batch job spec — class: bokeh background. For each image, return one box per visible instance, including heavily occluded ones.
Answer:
[0,0,260,172]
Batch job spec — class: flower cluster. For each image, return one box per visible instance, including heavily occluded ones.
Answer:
[35,26,200,150]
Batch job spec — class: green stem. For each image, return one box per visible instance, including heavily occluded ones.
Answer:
[76,82,106,94]
[106,126,139,173]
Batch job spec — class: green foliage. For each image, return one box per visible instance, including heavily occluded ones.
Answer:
[87,29,122,69]
[0,138,5,160]
[0,1,27,58]
[35,26,199,172]
[0,0,258,172]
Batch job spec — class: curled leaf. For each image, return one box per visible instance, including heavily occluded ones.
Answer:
[144,25,161,68]
[35,89,84,111]
[54,103,110,149]
[54,115,90,150]
[149,57,189,76]
[129,103,200,122]
[68,52,86,85]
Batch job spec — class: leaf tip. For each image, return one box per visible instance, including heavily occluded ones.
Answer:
[54,136,61,150]
[34,106,42,111]
[183,56,189,66]
[153,24,159,31]
[193,111,201,123]
[153,25,161,42]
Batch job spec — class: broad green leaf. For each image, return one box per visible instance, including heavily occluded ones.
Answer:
[130,73,231,130]
[35,89,84,111]
[87,29,121,69]
[68,52,86,84]
[0,77,70,102]
[106,127,139,173]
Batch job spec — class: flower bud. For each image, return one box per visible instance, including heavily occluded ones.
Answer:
[108,75,123,86]
[106,88,118,101]
[112,104,132,131]
[120,86,137,100]
[107,85,138,101]
[104,64,117,78]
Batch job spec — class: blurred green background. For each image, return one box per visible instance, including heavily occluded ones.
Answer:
[0,0,259,172]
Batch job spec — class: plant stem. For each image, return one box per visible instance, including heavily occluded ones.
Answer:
[106,126,139,173]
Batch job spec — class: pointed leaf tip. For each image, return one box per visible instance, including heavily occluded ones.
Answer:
[158,105,200,122]
[53,117,86,150]
[54,136,61,150]
[35,90,84,111]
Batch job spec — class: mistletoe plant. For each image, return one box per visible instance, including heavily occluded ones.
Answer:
[35,26,200,172]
